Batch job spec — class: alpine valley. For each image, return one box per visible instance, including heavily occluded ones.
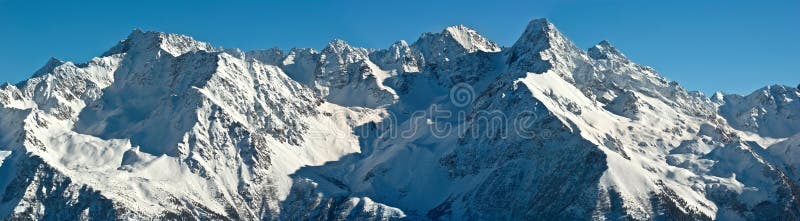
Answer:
[1,18,799,220]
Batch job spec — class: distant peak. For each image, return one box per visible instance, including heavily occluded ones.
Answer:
[104,29,213,57]
[525,18,556,33]
[323,39,358,53]
[246,47,285,65]
[524,18,561,36]
[124,29,162,43]
[441,25,500,53]
[765,84,798,94]
[391,40,409,48]
[734,84,800,100]
[328,38,348,46]
[510,18,573,52]
[598,40,613,47]
[508,18,579,65]
[412,24,500,58]
[289,47,318,55]
[268,46,283,51]
[442,25,472,35]
[711,91,726,103]
[764,84,789,91]
[31,57,66,78]
[588,40,628,61]
[322,38,369,62]
[387,40,411,53]
[129,28,145,35]
[45,57,63,65]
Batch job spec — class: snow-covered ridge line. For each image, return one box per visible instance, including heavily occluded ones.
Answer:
[1,18,799,221]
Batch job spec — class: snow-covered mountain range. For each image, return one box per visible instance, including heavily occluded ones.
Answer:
[1,18,798,220]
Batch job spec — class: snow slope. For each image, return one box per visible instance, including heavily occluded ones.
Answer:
[0,19,798,221]
[714,85,800,138]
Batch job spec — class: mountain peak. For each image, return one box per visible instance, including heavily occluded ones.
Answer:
[390,40,409,48]
[507,18,580,68]
[440,25,500,53]
[389,40,409,53]
[246,47,285,65]
[598,40,613,47]
[441,24,474,37]
[588,40,628,61]
[323,39,354,53]
[31,57,66,78]
[103,29,214,57]
[711,91,726,102]
[525,18,556,33]
[514,18,572,49]
[322,38,369,58]
[319,38,371,72]
[289,47,319,55]
[511,18,569,51]
[414,24,499,53]
[327,38,349,48]
[718,84,800,137]
[761,84,799,96]
[519,18,565,43]
[409,24,499,64]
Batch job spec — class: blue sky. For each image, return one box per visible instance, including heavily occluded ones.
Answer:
[1,0,797,95]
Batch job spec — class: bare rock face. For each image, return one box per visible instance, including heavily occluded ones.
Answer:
[1,19,799,221]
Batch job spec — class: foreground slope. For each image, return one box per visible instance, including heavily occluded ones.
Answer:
[0,19,799,220]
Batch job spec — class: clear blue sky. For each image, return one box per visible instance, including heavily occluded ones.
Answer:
[1,0,797,95]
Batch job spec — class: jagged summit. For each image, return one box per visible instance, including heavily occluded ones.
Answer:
[711,91,726,103]
[524,18,556,33]
[369,40,421,73]
[764,84,798,93]
[717,84,800,99]
[390,40,409,48]
[322,38,368,56]
[588,40,628,61]
[319,38,371,74]
[509,18,576,53]
[717,84,800,137]
[31,57,65,78]
[753,84,800,102]
[325,38,351,50]
[411,24,500,64]
[441,24,501,53]
[103,29,214,57]
[245,47,285,66]
[506,18,586,74]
